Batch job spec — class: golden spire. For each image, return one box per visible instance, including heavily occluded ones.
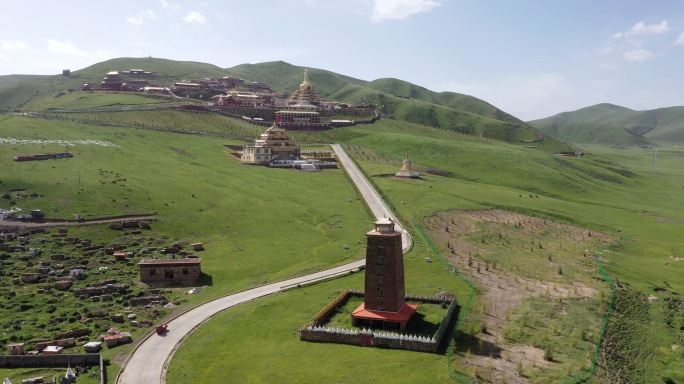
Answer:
[300,68,311,91]
[401,154,412,171]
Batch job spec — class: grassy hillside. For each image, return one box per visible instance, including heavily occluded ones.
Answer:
[2,102,684,382]
[225,61,546,144]
[0,74,46,89]
[72,57,228,83]
[0,57,555,146]
[0,57,227,111]
[225,60,366,96]
[530,103,684,145]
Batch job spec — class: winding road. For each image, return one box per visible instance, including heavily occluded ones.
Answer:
[116,144,411,384]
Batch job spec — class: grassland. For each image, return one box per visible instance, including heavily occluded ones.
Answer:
[529,103,684,145]
[168,118,684,383]
[1,104,684,383]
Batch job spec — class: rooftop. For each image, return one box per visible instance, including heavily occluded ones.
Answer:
[351,303,418,323]
[139,258,201,265]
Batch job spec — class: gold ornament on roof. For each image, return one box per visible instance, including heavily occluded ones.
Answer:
[300,68,312,91]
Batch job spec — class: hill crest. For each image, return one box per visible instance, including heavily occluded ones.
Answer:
[529,103,684,145]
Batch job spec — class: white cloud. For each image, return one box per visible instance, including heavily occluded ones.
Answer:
[127,16,144,26]
[623,48,660,61]
[183,11,206,24]
[47,39,87,57]
[675,31,684,45]
[127,10,156,26]
[370,0,441,22]
[0,40,27,52]
[614,20,670,39]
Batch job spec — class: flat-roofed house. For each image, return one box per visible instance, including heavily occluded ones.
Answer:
[139,258,202,286]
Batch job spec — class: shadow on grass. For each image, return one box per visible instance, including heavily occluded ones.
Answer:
[404,311,440,336]
[453,330,502,358]
[197,272,213,286]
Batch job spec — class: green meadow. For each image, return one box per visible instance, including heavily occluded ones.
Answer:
[1,100,684,383]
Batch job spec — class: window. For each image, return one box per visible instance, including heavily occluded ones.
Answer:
[377,265,384,275]
[183,269,189,275]
[165,270,174,279]
[377,276,383,285]
[150,270,156,276]
[377,287,384,294]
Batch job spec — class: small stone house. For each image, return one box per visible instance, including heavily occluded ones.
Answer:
[7,343,24,355]
[138,258,202,286]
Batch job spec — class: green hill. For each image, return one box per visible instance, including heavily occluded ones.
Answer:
[2,106,684,383]
[529,103,684,145]
[0,57,228,111]
[225,61,535,142]
[0,57,555,146]
[0,74,46,90]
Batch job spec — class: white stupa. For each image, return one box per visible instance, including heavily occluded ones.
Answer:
[65,366,76,380]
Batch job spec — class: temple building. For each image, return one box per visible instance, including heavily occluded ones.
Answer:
[213,90,275,108]
[352,218,417,331]
[286,68,325,108]
[395,154,420,179]
[241,123,300,164]
[274,110,327,130]
[100,71,125,91]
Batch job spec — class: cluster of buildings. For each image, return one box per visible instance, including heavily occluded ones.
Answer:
[81,67,357,111]
[238,70,353,166]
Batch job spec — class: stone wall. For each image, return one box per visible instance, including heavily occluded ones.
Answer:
[0,354,100,368]
[54,328,89,341]
[0,354,104,383]
[300,326,440,353]
[73,284,126,298]
[128,295,168,306]
[35,338,75,350]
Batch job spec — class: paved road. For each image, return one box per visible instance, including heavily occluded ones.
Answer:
[117,144,411,384]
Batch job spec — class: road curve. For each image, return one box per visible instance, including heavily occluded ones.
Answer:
[117,144,411,384]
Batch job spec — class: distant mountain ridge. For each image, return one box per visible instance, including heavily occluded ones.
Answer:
[0,57,545,144]
[529,103,684,145]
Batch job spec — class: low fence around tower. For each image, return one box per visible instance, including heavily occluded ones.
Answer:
[300,289,459,353]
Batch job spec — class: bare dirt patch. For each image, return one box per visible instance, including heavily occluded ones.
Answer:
[422,209,614,383]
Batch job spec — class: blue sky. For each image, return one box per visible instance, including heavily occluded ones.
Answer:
[1,0,683,120]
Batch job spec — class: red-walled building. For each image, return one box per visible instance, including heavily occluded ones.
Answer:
[274,111,328,131]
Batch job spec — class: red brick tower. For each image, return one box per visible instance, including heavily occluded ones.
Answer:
[352,218,417,330]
